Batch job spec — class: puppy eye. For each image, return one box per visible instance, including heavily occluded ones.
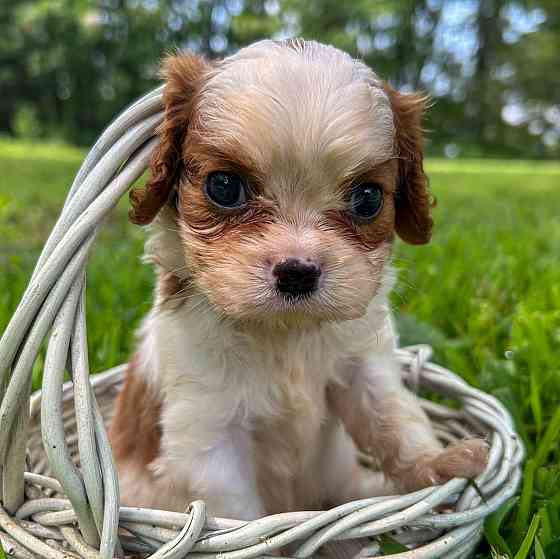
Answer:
[205,171,248,209]
[349,183,384,223]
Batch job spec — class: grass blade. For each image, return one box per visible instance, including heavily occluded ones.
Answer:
[530,363,543,437]
[514,513,540,559]
[534,407,560,467]
[547,501,560,536]
[514,459,536,545]
[485,496,519,556]
[544,537,560,557]
[378,534,408,554]
[535,536,546,559]
[539,506,552,548]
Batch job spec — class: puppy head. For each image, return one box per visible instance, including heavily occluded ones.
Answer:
[131,39,432,324]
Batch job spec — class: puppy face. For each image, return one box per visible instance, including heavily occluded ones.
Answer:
[130,40,432,324]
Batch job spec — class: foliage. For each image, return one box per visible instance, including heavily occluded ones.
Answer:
[1,139,559,557]
[0,1,559,157]
[11,104,42,139]
[393,157,560,559]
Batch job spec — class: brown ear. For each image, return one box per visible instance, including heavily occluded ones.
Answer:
[129,53,211,225]
[384,83,433,245]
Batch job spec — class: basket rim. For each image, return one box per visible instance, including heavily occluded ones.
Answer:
[21,346,524,558]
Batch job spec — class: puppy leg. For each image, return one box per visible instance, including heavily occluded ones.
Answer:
[327,356,488,493]
[321,419,395,505]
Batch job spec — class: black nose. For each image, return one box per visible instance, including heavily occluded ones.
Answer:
[273,258,321,297]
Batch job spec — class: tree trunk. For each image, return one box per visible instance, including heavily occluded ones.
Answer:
[473,0,504,147]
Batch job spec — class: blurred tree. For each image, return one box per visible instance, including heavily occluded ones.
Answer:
[0,0,280,144]
[0,0,558,157]
[502,0,560,156]
[471,0,506,147]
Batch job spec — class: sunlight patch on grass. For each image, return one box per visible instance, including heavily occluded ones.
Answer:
[0,138,85,163]
[426,158,560,175]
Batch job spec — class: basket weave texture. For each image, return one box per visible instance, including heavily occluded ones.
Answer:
[0,88,523,559]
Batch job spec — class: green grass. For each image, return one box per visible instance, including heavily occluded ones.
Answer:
[1,139,559,558]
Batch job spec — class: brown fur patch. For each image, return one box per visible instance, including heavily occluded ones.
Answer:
[172,127,274,254]
[326,160,398,249]
[129,53,212,225]
[109,356,162,467]
[157,271,191,307]
[184,134,267,191]
[382,82,434,245]
[178,175,273,246]
[396,438,489,491]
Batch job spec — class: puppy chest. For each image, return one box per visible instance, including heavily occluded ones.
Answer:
[251,375,329,512]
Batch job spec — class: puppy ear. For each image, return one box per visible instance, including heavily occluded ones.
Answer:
[384,83,433,245]
[129,52,211,225]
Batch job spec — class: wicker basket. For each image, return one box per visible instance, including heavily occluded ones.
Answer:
[0,88,523,559]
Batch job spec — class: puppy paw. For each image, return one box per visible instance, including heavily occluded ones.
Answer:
[406,438,489,490]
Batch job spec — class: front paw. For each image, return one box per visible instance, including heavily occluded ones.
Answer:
[405,438,489,490]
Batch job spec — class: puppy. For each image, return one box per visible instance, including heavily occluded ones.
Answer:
[109,39,488,519]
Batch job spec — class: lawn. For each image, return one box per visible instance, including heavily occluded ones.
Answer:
[1,139,559,558]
